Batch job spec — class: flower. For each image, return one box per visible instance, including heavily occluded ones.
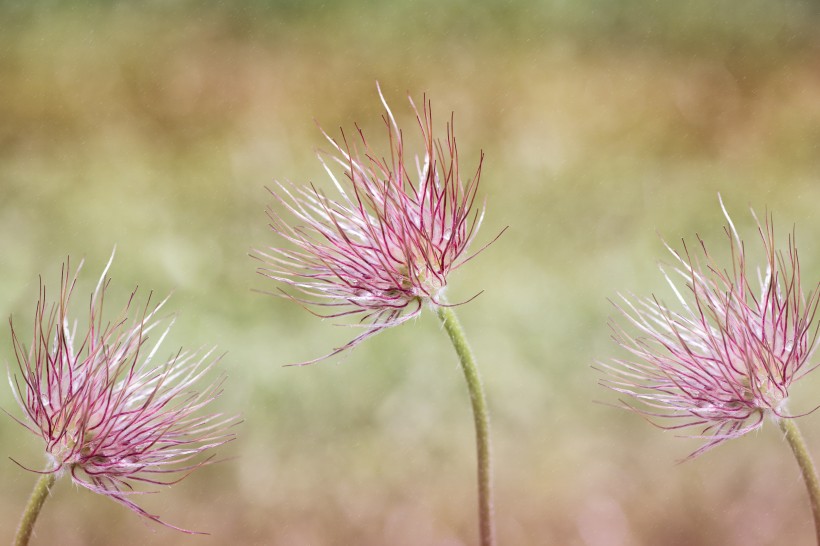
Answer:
[254,85,499,363]
[7,255,236,532]
[600,199,820,458]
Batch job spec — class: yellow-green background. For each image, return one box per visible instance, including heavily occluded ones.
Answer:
[3,1,820,544]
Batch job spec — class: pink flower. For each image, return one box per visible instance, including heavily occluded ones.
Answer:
[601,199,820,458]
[254,86,500,363]
[8,255,236,532]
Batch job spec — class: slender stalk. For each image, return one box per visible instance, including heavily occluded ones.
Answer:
[14,473,56,546]
[777,415,820,545]
[436,305,496,546]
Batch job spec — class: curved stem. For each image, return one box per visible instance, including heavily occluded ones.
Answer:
[436,305,496,546]
[777,416,820,545]
[14,473,56,546]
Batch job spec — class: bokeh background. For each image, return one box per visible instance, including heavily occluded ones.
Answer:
[3,1,820,544]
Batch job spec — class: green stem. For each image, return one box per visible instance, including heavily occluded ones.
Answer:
[14,473,56,546]
[436,305,496,546]
[777,416,820,545]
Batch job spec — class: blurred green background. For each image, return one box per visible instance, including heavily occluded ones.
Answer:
[3,1,820,544]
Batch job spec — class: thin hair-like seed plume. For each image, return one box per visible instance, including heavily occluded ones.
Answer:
[253,85,502,364]
[7,255,238,533]
[600,198,820,459]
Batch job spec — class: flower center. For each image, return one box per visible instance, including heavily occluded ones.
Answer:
[738,366,786,409]
[397,258,445,298]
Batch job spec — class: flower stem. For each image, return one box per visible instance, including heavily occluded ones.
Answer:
[14,473,56,546]
[777,416,820,545]
[436,305,496,546]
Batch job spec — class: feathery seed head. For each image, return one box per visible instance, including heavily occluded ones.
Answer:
[7,255,237,532]
[601,199,820,458]
[254,85,498,363]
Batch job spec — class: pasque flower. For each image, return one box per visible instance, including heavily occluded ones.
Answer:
[602,200,820,458]
[254,86,499,362]
[253,86,500,546]
[9,255,236,534]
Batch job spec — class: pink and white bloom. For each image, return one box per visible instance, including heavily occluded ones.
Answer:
[8,255,236,532]
[254,86,499,363]
[601,200,820,458]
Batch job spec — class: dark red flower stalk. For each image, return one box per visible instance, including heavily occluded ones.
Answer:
[8,256,236,533]
[601,199,820,458]
[254,85,499,363]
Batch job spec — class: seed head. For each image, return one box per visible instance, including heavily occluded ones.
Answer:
[254,85,499,363]
[601,199,820,458]
[7,255,236,532]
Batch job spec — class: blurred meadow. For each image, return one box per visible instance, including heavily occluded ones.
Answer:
[3,1,820,544]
